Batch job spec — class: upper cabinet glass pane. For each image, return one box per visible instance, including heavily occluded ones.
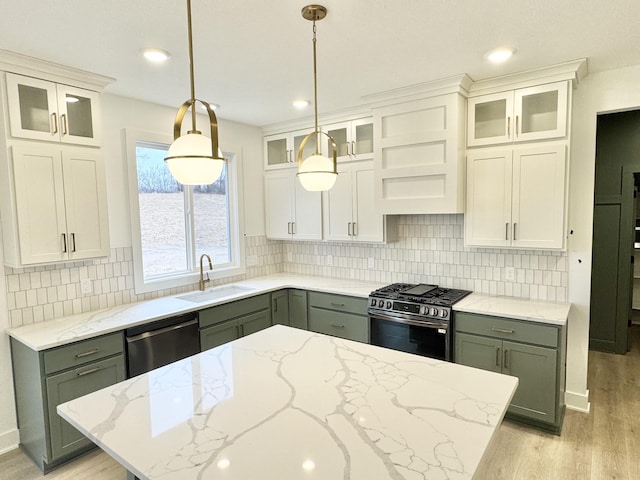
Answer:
[520,90,558,134]
[355,123,373,155]
[327,127,348,157]
[266,138,288,166]
[294,131,316,161]
[17,84,51,132]
[65,94,94,138]
[474,99,507,139]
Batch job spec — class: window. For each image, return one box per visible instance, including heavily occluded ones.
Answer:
[126,129,244,293]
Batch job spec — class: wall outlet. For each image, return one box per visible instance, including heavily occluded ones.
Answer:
[287,252,293,262]
[367,257,375,269]
[247,255,258,266]
[505,266,515,282]
[327,255,333,266]
[80,278,92,295]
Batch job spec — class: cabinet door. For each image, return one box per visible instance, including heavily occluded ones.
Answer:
[200,319,239,351]
[5,74,59,142]
[264,171,293,240]
[292,177,322,240]
[465,148,513,247]
[325,121,351,161]
[323,163,353,241]
[62,149,110,260]
[351,118,374,160]
[454,332,503,373]
[511,145,566,249]
[514,82,568,143]
[467,91,514,146]
[503,340,557,423]
[12,145,67,264]
[45,355,125,461]
[239,309,272,337]
[56,85,101,147]
[271,290,290,326]
[352,162,383,242]
[289,289,308,330]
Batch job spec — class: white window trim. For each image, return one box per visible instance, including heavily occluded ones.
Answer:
[124,128,245,295]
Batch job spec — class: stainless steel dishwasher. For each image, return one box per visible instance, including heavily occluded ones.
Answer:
[125,312,200,377]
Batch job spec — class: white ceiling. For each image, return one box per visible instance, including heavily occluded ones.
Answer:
[2,0,639,127]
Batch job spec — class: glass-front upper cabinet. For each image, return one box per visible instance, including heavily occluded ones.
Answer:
[5,73,101,146]
[264,128,316,169]
[467,81,568,147]
[324,117,373,162]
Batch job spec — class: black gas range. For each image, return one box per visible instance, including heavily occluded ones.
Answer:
[368,283,472,361]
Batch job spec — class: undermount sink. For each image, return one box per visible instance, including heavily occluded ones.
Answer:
[177,285,255,303]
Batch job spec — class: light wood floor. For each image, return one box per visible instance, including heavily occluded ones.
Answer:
[1,326,639,480]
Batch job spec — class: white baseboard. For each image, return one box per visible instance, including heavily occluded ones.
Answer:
[565,389,591,413]
[0,428,19,455]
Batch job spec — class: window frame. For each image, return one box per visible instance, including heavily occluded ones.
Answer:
[125,128,245,294]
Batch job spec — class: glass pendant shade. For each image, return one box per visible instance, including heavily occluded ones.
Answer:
[165,132,224,185]
[298,153,337,191]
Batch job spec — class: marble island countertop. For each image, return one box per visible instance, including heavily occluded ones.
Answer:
[58,325,518,480]
[7,273,570,351]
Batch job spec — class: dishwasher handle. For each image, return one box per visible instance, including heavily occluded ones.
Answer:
[126,318,198,343]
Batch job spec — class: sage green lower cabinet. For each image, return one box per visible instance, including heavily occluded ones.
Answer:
[289,289,308,330]
[308,291,369,343]
[10,332,125,472]
[271,290,290,326]
[199,293,272,350]
[454,312,566,434]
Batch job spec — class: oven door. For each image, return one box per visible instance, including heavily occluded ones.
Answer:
[369,312,450,361]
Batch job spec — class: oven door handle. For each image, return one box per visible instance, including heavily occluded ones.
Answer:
[368,312,448,329]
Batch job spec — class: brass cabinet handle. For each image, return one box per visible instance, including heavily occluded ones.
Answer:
[71,232,76,252]
[491,327,514,334]
[75,349,100,358]
[61,233,67,253]
[330,302,345,307]
[330,323,345,328]
[77,366,102,377]
[345,142,350,156]
[352,222,357,237]
[239,323,244,337]
[507,116,511,137]
[513,223,517,241]
[51,112,58,134]
[273,298,278,313]
[504,349,509,369]
[515,116,519,136]
[61,113,68,135]
[495,347,500,367]
[291,222,296,235]
[505,223,509,241]
[348,222,352,236]
[351,140,356,156]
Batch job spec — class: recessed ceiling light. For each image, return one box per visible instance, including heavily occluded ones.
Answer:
[486,47,516,64]
[141,48,171,63]
[293,99,310,110]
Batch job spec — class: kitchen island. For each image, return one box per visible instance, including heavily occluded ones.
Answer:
[58,325,518,480]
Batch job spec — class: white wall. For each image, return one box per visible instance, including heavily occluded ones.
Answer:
[99,94,265,247]
[566,64,640,411]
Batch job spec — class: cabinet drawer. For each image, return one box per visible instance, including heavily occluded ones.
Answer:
[308,308,368,343]
[455,312,558,348]
[199,293,271,329]
[43,332,124,375]
[307,291,367,316]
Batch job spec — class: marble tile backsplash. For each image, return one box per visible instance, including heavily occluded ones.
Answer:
[282,214,568,302]
[5,236,283,328]
[5,214,568,328]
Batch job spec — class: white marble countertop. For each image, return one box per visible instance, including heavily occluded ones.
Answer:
[58,325,518,480]
[6,273,387,351]
[453,293,570,326]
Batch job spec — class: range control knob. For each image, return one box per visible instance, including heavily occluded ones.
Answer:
[378,299,385,307]
[441,310,448,318]
[370,298,376,307]
[420,305,427,315]
[430,307,438,316]
[386,301,392,309]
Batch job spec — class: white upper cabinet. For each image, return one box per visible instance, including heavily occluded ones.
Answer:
[6,73,102,147]
[7,144,110,266]
[467,81,568,147]
[323,161,385,243]
[264,128,317,170]
[465,144,567,249]
[264,170,322,241]
[323,118,374,162]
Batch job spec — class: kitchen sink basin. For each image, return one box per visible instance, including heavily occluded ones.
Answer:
[177,285,255,303]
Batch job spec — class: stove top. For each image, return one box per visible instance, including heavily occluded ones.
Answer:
[369,283,472,306]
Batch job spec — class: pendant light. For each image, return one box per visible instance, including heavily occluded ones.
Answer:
[297,4,338,192]
[164,0,225,185]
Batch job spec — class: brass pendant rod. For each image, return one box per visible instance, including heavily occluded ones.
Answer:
[312,21,320,155]
[187,0,197,133]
